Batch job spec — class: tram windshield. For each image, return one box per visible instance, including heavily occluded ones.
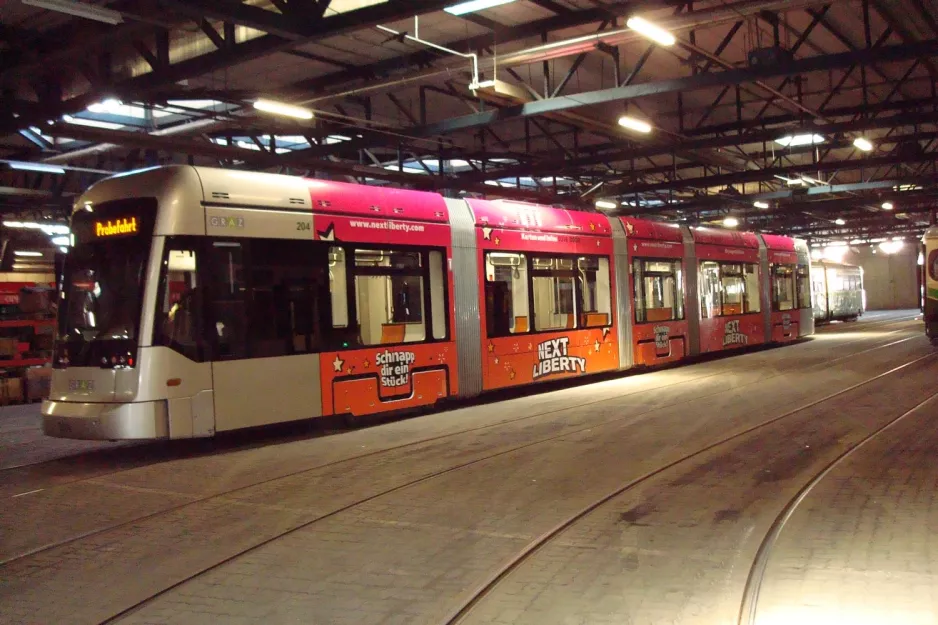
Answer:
[57,199,155,367]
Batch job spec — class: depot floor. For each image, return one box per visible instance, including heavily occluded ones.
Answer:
[1,310,936,625]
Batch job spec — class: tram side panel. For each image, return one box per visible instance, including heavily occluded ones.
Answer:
[312,210,458,418]
[760,234,804,343]
[693,233,767,353]
[469,201,619,391]
[619,218,690,367]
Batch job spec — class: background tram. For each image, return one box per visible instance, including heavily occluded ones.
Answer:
[810,260,865,323]
[923,228,938,343]
[43,166,814,441]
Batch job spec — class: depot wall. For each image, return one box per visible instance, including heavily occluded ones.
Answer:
[841,246,920,310]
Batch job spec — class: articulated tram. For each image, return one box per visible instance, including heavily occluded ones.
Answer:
[923,228,938,344]
[810,260,865,323]
[43,166,814,440]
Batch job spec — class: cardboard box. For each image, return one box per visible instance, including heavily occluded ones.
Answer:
[26,367,52,401]
[0,338,18,359]
[1,377,23,404]
[19,288,53,314]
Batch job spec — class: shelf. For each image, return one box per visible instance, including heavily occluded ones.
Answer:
[0,319,55,328]
[0,358,50,368]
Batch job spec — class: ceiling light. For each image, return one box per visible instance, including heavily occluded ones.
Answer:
[62,114,124,130]
[774,175,804,186]
[753,201,769,209]
[444,0,515,14]
[879,240,904,254]
[618,116,652,133]
[881,201,894,210]
[626,16,676,46]
[51,236,70,246]
[775,133,825,147]
[21,0,123,25]
[852,137,874,152]
[594,199,618,210]
[14,251,43,257]
[834,218,846,225]
[5,160,65,174]
[723,217,739,228]
[253,99,314,120]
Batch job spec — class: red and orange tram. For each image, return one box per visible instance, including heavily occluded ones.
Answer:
[43,166,813,440]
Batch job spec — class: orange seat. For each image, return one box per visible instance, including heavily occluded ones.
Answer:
[380,323,406,344]
[723,303,743,315]
[582,312,609,327]
[645,308,673,322]
[513,316,528,333]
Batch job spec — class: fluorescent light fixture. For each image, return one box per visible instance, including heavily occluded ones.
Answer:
[850,239,864,245]
[59,246,69,254]
[753,201,769,209]
[852,137,874,152]
[775,133,825,147]
[774,175,804,186]
[22,0,123,25]
[444,0,516,15]
[723,217,739,228]
[626,16,676,46]
[253,99,314,120]
[62,114,124,130]
[834,218,846,225]
[3,220,70,235]
[879,240,904,254]
[594,200,618,210]
[51,236,70,246]
[6,160,66,174]
[14,251,43,257]
[881,201,894,210]
[618,116,652,133]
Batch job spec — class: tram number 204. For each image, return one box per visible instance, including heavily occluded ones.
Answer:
[296,221,311,231]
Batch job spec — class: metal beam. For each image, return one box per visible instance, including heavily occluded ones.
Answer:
[2,1,455,135]
[407,39,938,137]
[614,152,938,194]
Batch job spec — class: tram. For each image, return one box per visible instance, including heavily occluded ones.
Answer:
[42,166,814,440]
[810,260,865,323]
[923,228,938,343]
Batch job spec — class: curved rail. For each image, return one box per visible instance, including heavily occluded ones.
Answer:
[736,389,938,625]
[438,351,935,625]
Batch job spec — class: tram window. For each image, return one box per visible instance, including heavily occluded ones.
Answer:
[353,249,425,346]
[429,250,447,340]
[634,258,684,323]
[745,264,761,312]
[485,252,529,336]
[771,264,795,311]
[248,239,328,358]
[532,256,576,331]
[329,247,349,329]
[155,239,203,361]
[577,256,612,327]
[205,241,247,359]
[699,261,722,319]
[796,265,811,309]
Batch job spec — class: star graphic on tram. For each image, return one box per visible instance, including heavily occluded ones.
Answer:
[594,340,601,353]
[363,359,371,369]
[494,235,501,246]
[482,226,493,240]
[332,355,344,372]
[487,342,495,353]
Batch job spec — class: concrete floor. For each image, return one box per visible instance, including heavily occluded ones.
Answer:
[1,310,935,625]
